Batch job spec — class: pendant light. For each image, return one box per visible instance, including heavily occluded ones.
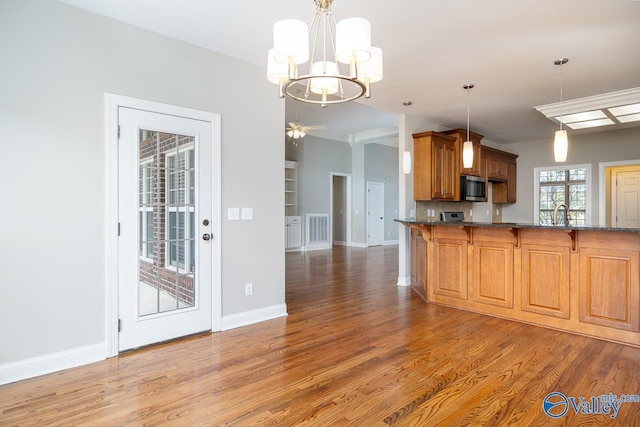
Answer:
[402,101,412,174]
[463,84,474,169]
[403,151,412,174]
[554,58,569,162]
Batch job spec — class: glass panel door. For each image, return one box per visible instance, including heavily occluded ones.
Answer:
[138,132,196,316]
[118,107,214,352]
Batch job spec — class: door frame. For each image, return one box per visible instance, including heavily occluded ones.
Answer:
[598,159,640,227]
[611,165,640,227]
[366,181,385,247]
[329,172,352,246]
[105,93,222,357]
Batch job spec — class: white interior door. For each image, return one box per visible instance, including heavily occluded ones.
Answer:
[118,107,214,351]
[367,181,384,246]
[613,168,640,228]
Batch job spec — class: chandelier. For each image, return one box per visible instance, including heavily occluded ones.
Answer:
[267,0,383,107]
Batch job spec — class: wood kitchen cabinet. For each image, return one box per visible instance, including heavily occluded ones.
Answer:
[442,128,483,177]
[472,228,514,309]
[432,226,468,301]
[578,232,640,332]
[413,131,459,201]
[410,228,428,301]
[399,220,640,347]
[520,230,571,319]
[482,146,518,203]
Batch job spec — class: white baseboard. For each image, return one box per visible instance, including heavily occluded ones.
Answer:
[221,304,288,331]
[384,240,399,245]
[333,240,347,246]
[302,244,332,251]
[350,242,367,248]
[397,276,411,287]
[0,343,106,385]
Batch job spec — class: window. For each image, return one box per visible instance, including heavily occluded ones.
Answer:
[139,159,154,260]
[534,164,590,225]
[166,146,195,273]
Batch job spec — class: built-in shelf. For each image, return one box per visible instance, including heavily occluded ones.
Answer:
[285,160,298,216]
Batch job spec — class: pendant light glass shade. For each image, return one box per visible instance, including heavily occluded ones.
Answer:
[403,151,412,174]
[554,130,568,162]
[462,140,474,169]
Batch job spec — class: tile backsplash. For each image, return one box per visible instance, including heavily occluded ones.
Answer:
[416,200,503,223]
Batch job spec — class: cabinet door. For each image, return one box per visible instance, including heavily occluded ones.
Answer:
[285,224,302,249]
[579,248,639,332]
[433,239,468,299]
[506,160,517,203]
[473,241,514,308]
[410,229,428,301]
[521,244,570,318]
[431,141,445,199]
[432,139,457,200]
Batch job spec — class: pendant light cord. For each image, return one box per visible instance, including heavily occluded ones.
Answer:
[559,62,563,131]
[466,86,470,141]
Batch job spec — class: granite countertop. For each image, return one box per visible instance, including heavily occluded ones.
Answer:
[394,218,640,233]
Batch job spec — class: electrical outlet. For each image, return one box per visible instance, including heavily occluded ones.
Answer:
[241,208,253,220]
[245,283,253,296]
[469,209,473,217]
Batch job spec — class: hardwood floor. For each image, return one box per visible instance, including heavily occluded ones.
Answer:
[2,245,640,425]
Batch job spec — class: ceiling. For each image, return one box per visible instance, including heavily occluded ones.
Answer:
[58,0,640,144]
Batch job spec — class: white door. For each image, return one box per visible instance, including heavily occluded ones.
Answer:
[367,181,384,246]
[614,168,640,228]
[118,107,214,351]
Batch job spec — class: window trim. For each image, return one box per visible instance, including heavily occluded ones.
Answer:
[139,157,154,262]
[533,163,591,226]
[164,143,195,274]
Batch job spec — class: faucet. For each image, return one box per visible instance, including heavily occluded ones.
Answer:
[552,203,571,226]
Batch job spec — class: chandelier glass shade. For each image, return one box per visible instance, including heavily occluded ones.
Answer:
[267,0,383,107]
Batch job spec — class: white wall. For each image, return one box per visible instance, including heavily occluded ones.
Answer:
[0,0,284,375]
[502,127,640,224]
[365,143,400,242]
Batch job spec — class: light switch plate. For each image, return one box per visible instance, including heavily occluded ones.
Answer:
[241,208,253,221]
[228,208,240,221]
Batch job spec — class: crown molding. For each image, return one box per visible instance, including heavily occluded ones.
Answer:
[534,87,640,118]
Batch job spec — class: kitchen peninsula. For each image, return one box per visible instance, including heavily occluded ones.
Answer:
[397,219,640,347]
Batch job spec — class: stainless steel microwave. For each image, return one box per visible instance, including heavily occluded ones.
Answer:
[460,175,486,201]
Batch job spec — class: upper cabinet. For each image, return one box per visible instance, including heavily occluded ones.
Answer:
[442,128,483,177]
[482,146,518,203]
[413,131,459,201]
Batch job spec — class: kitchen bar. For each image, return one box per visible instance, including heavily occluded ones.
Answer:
[397,219,640,347]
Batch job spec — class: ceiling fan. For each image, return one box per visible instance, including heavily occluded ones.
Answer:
[286,122,326,139]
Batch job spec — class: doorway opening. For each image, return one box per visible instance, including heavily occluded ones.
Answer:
[599,159,640,228]
[330,172,352,247]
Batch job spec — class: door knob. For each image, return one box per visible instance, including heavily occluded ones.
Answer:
[202,233,211,241]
